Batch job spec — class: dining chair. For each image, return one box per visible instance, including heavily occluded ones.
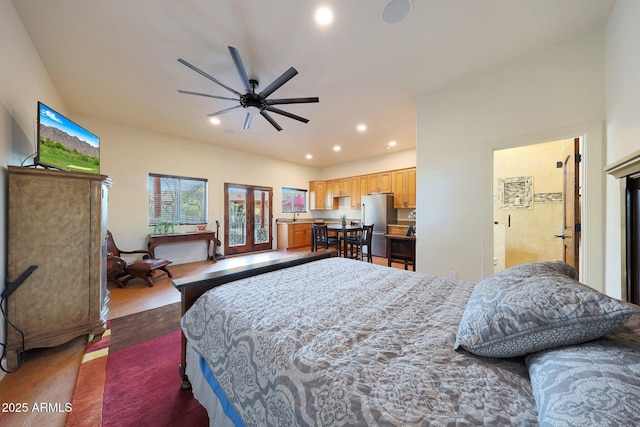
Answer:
[406,222,415,236]
[344,224,374,262]
[312,223,340,254]
[339,221,361,251]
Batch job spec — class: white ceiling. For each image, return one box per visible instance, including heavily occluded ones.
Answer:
[11,0,614,167]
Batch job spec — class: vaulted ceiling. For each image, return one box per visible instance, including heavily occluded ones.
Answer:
[12,0,614,167]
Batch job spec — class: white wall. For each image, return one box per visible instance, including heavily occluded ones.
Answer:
[320,148,416,180]
[604,0,640,298]
[76,116,321,264]
[0,0,67,375]
[415,30,606,288]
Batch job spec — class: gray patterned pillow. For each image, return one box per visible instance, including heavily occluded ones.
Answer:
[526,340,640,426]
[454,261,640,358]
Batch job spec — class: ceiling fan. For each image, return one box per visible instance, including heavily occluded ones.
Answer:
[177,46,319,131]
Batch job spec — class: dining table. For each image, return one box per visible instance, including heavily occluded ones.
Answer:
[327,223,362,257]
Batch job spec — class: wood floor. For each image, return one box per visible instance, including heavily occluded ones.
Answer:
[0,249,408,426]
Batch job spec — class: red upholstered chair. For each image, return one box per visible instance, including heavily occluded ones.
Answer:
[106,230,173,287]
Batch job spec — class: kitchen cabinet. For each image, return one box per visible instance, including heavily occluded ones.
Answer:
[5,166,110,370]
[277,222,313,250]
[350,176,368,209]
[367,172,392,194]
[325,180,338,210]
[392,168,416,208]
[326,179,337,206]
[310,181,326,210]
[333,178,351,197]
[310,167,412,210]
[309,180,337,210]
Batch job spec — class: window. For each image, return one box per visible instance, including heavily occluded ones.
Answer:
[148,173,208,225]
[281,187,307,213]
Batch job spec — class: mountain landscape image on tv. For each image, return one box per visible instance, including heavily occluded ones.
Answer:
[37,102,100,174]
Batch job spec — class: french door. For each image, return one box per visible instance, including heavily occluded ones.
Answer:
[224,183,273,255]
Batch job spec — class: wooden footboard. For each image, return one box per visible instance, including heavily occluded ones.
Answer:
[172,249,338,388]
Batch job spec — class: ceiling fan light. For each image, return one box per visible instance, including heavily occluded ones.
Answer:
[381,0,412,25]
[209,117,220,125]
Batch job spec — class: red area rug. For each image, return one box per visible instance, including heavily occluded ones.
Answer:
[68,305,208,426]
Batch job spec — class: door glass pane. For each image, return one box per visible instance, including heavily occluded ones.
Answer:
[254,189,269,244]
[228,188,246,247]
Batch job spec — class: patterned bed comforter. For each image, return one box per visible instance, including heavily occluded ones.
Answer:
[181,257,538,426]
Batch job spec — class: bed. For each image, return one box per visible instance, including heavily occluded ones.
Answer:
[175,252,640,426]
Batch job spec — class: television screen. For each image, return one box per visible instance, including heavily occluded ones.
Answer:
[37,102,100,174]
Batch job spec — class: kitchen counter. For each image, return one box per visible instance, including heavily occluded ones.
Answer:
[276,218,348,224]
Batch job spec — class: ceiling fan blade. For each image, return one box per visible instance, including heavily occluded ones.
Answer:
[265,97,319,105]
[264,106,309,123]
[260,110,283,131]
[258,67,298,99]
[177,58,242,97]
[177,89,239,102]
[243,111,253,129]
[207,105,244,117]
[228,46,252,93]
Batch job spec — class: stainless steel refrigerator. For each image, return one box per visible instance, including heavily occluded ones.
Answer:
[361,194,397,257]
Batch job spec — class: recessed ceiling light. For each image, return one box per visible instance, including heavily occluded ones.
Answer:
[357,124,367,132]
[333,145,341,152]
[388,140,397,146]
[315,7,333,26]
[306,154,313,160]
[209,117,220,125]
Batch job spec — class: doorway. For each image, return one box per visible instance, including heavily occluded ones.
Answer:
[224,183,273,256]
[625,175,640,304]
[493,138,581,273]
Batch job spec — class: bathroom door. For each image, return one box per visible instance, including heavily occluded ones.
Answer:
[560,138,581,270]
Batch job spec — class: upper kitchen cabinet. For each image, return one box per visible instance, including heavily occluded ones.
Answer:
[325,180,338,210]
[310,180,337,210]
[310,167,414,211]
[350,176,367,209]
[367,172,392,194]
[309,181,326,210]
[392,168,416,209]
[332,178,351,198]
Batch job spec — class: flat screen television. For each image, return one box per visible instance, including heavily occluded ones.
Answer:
[36,102,100,174]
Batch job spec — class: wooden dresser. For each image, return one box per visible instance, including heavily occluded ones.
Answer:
[5,166,110,370]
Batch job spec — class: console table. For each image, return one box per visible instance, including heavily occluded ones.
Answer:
[148,231,217,262]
